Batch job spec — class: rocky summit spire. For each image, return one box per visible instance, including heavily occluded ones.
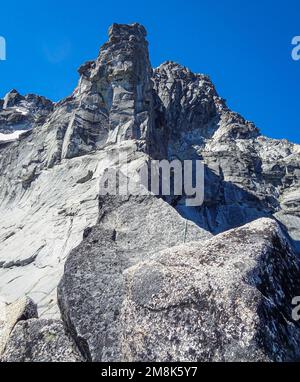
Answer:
[3,89,23,109]
[75,23,154,151]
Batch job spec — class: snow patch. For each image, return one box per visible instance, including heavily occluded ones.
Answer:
[0,130,27,142]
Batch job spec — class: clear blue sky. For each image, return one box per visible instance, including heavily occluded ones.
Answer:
[0,0,299,143]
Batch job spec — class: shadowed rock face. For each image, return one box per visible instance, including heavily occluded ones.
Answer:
[152,62,300,249]
[0,23,300,362]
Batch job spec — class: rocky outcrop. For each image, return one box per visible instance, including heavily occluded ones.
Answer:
[0,297,38,356]
[0,297,81,362]
[0,149,104,317]
[0,90,53,137]
[1,319,82,362]
[152,61,224,159]
[58,218,300,362]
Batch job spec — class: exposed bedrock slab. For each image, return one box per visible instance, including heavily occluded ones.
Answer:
[0,141,150,318]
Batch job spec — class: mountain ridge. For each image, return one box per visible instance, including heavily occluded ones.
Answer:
[0,23,300,362]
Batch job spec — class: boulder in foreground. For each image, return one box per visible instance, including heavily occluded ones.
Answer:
[121,218,300,362]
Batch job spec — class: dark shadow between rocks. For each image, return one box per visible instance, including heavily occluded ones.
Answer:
[245,227,300,362]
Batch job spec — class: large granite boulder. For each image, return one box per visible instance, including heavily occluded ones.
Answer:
[120,218,300,362]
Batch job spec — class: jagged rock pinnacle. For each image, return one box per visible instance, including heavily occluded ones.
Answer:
[108,22,147,41]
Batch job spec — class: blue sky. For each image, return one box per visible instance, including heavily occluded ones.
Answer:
[0,0,299,143]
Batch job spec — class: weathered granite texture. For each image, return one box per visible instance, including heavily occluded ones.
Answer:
[0,297,38,356]
[1,319,82,362]
[57,218,300,362]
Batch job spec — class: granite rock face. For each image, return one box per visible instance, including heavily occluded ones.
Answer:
[0,23,300,362]
[152,62,300,250]
[0,23,172,316]
[75,23,155,150]
[1,319,82,362]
